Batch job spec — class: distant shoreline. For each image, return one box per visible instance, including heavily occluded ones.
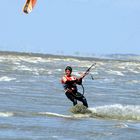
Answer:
[0,50,108,61]
[0,50,139,62]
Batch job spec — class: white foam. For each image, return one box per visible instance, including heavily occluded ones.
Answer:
[118,66,126,70]
[39,112,72,118]
[16,65,33,71]
[26,104,140,121]
[107,70,124,76]
[39,112,90,119]
[90,104,140,121]
[0,76,16,82]
[18,56,47,64]
[128,69,140,74]
[0,112,14,117]
[114,123,128,128]
[15,65,46,75]
[127,80,140,84]
[73,114,90,118]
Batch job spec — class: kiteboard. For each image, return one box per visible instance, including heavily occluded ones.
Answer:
[23,0,37,14]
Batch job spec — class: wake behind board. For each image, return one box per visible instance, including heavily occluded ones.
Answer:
[70,104,92,114]
[23,0,37,14]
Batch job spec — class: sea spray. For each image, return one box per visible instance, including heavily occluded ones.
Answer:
[90,104,140,121]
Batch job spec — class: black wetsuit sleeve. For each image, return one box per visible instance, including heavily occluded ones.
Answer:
[65,80,77,85]
[76,78,82,85]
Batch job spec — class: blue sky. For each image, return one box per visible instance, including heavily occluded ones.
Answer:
[0,0,140,56]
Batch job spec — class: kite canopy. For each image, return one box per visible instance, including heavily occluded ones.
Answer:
[23,0,37,14]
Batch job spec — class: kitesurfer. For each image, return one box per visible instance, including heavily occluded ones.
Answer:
[61,66,88,108]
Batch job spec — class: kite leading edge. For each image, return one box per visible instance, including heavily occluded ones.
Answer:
[23,0,37,14]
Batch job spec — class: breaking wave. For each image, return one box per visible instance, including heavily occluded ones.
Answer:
[40,104,140,121]
[0,112,14,117]
[90,104,140,121]
[0,104,140,121]
[0,76,16,82]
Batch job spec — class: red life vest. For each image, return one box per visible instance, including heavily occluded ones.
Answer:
[61,75,77,84]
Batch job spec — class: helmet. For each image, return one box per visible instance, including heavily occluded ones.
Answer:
[65,66,72,72]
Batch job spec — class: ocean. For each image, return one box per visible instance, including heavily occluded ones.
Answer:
[0,51,140,140]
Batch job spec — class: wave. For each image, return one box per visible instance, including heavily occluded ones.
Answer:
[106,70,124,76]
[104,54,140,62]
[0,104,140,121]
[0,51,140,77]
[127,80,140,84]
[0,112,14,117]
[1,51,140,63]
[39,104,140,121]
[0,76,16,82]
[90,104,140,121]
[38,112,73,119]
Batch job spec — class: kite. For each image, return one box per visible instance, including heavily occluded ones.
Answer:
[23,0,37,14]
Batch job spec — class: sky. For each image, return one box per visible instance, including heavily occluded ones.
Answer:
[0,0,140,56]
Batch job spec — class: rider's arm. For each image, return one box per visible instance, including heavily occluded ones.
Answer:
[76,77,82,85]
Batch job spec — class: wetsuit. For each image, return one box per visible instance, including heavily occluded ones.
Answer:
[61,75,88,107]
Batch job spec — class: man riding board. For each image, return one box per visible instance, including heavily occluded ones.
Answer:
[61,66,88,108]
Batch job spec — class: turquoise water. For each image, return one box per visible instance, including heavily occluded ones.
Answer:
[0,51,140,140]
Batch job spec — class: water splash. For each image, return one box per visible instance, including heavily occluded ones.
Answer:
[1,104,140,121]
[90,104,140,121]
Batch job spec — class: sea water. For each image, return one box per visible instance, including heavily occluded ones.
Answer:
[0,51,140,140]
